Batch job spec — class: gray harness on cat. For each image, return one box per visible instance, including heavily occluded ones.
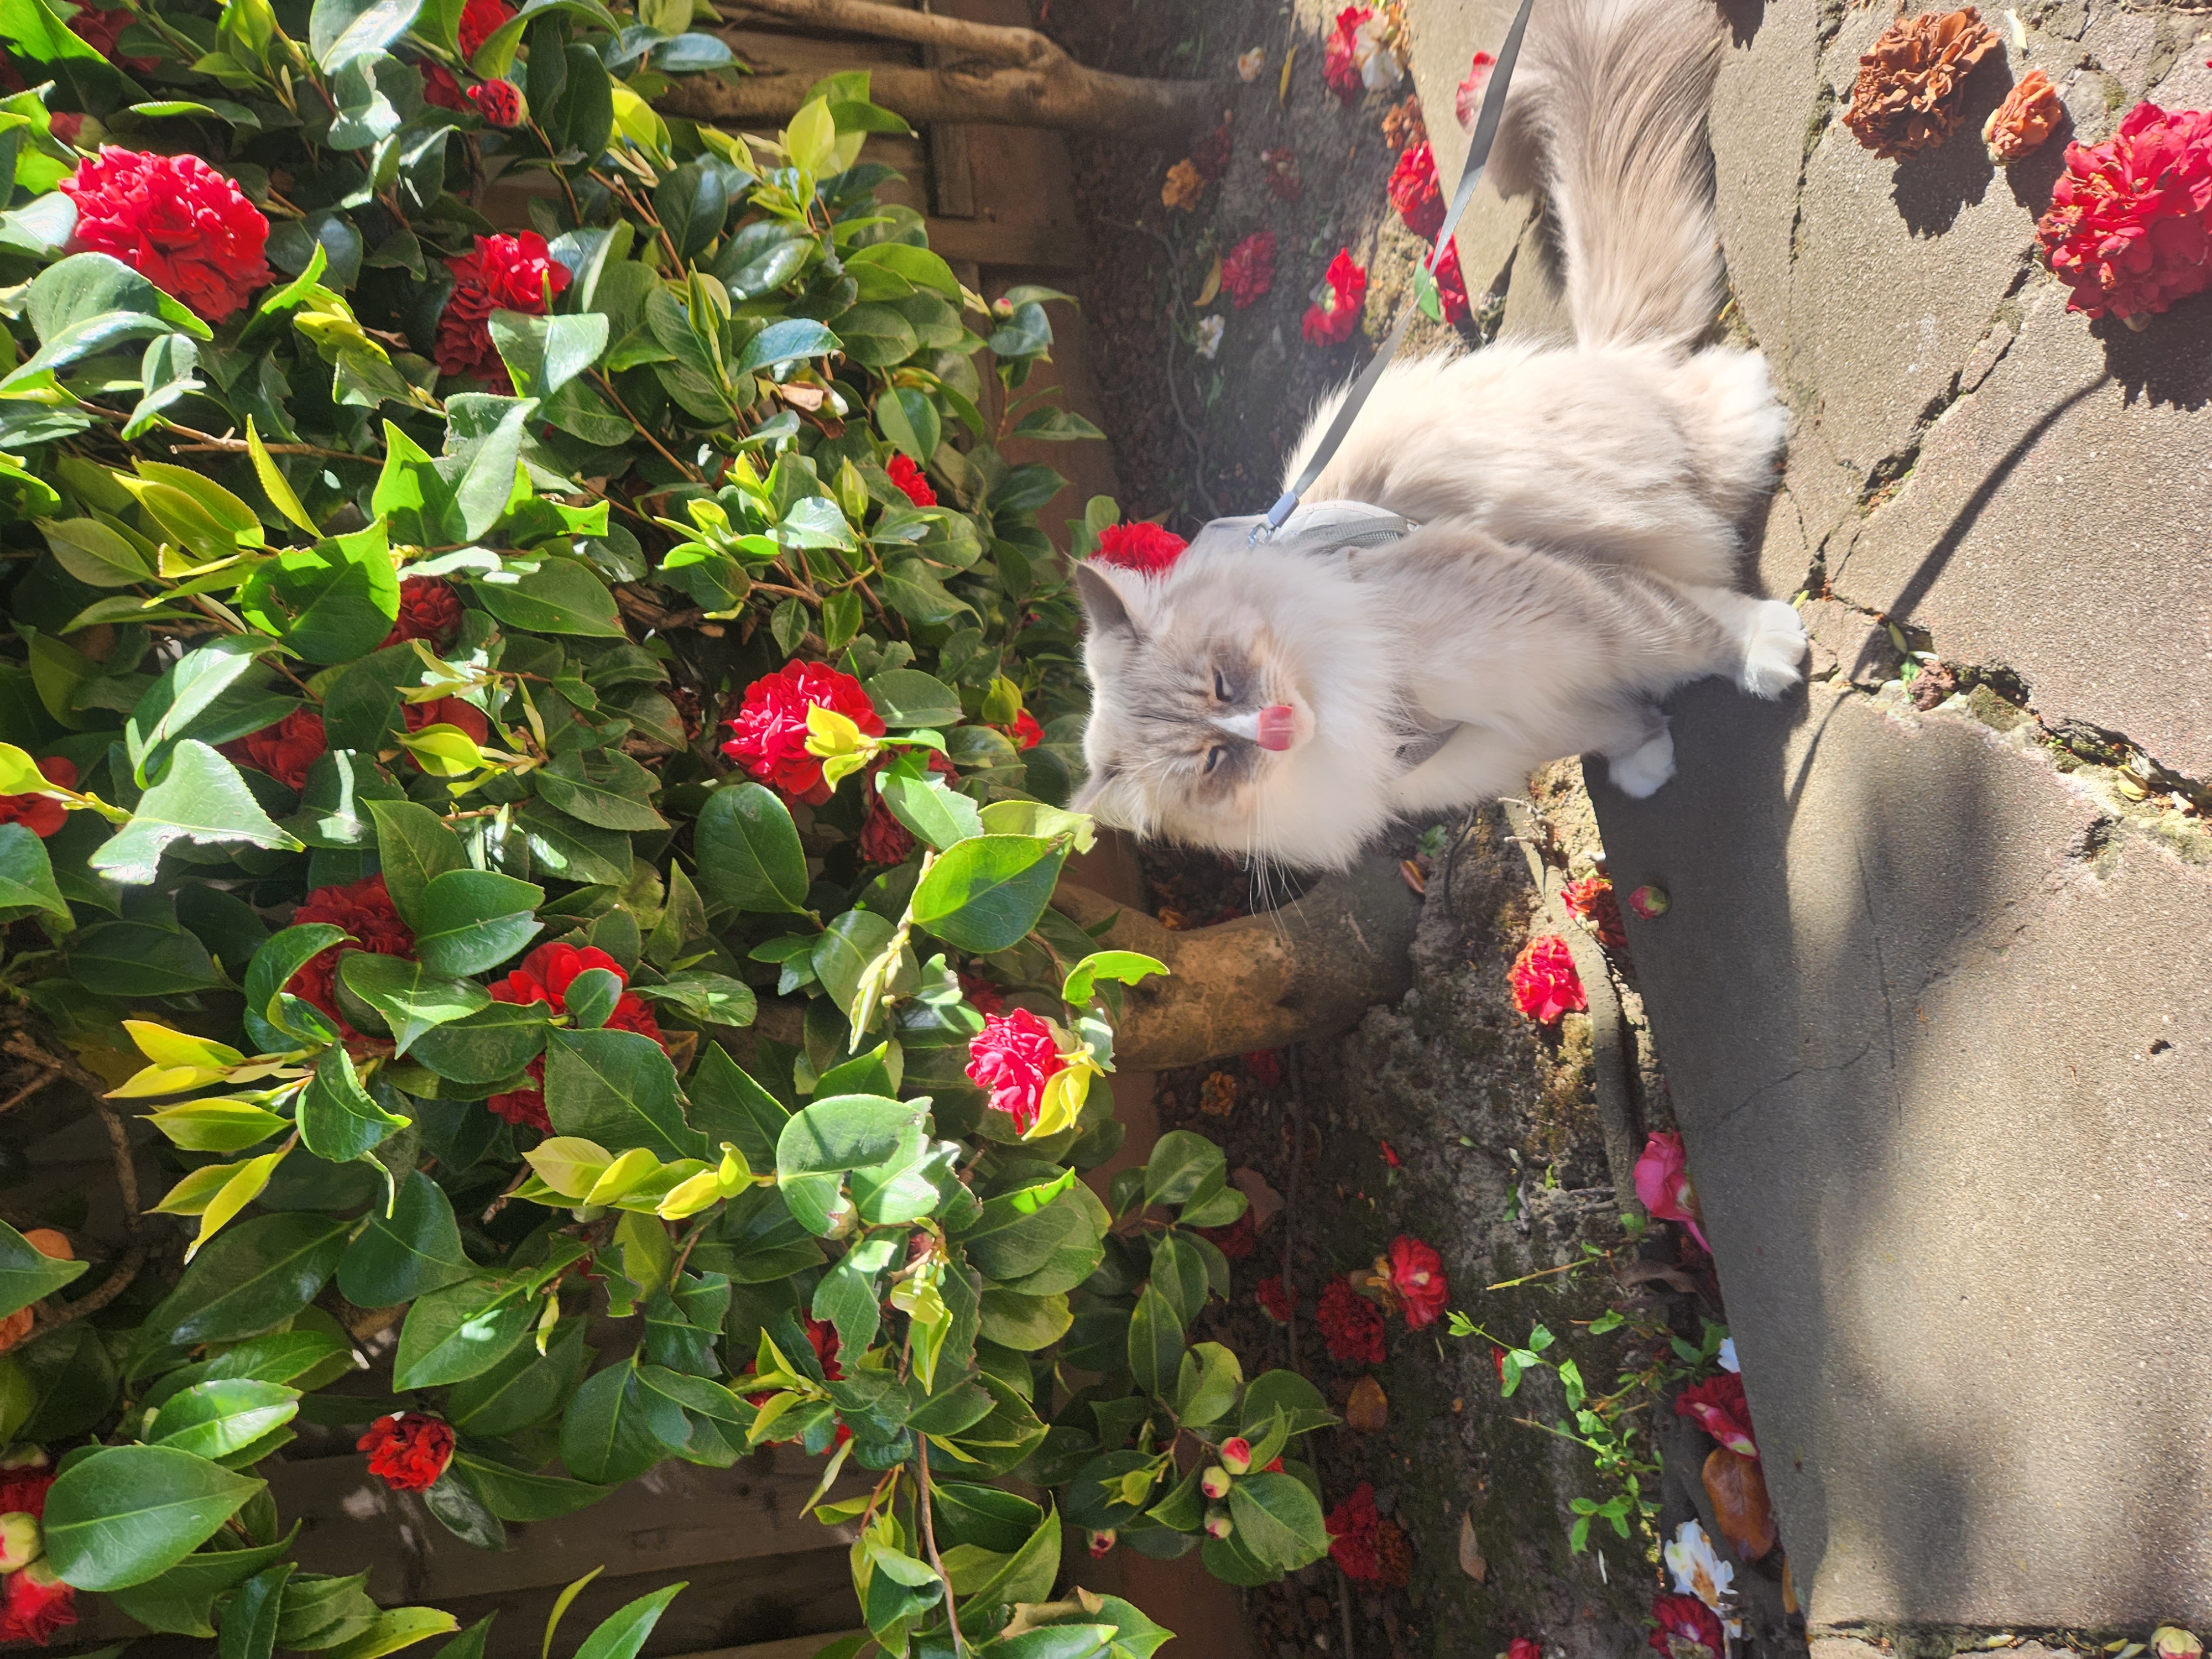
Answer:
[1176,0,1537,779]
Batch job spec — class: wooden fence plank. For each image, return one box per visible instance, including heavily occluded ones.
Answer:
[670,1634,868,1659]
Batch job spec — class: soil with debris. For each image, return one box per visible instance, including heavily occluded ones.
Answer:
[1038,3,1803,1655]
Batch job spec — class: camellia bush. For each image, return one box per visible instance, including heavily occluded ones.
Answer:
[0,0,1340,1654]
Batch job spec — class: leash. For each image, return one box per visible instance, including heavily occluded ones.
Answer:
[1256,0,1539,538]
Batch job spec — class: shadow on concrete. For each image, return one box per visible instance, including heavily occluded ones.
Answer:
[1887,59,2010,237]
[1717,0,1766,48]
[2091,296,2212,412]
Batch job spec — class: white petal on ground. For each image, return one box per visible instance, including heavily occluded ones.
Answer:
[1718,1336,1739,1373]
[1664,1520,1743,1636]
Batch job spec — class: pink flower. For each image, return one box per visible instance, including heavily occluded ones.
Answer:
[467,79,524,127]
[1302,249,1368,346]
[381,577,465,651]
[964,1008,1065,1135]
[1508,1643,1542,1659]
[1508,936,1585,1024]
[1388,142,1445,240]
[1456,50,1496,129]
[1648,1593,1726,1659]
[1386,1234,1448,1329]
[457,0,514,57]
[1316,1277,1386,1366]
[1634,1130,1710,1252]
[1220,230,1276,309]
[2036,102,2212,322]
[1092,521,1188,575]
[1675,1372,1758,1459]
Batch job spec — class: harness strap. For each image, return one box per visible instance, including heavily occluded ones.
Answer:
[1258,0,1539,537]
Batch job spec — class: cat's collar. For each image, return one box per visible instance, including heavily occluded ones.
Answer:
[1184,500,1418,559]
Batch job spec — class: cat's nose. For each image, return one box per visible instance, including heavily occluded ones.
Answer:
[1255,704,1298,751]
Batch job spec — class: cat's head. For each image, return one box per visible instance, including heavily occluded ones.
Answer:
[1070,547,1402,869]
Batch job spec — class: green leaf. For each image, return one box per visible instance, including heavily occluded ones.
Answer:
[910,834,1070,953]
[0,1215,86,1317]
[237,523,401,665]
[393,1276,531,1390]
[90,740,304,885]
[515,800,634,886]
[544,1027,706,1164]
[693,781,809,915]
[1149,1232,1209,1326]
[40,515,151,587]
[447,1316,588,1437]
[488,310,608,399]
[366,799,467,924]
[337,1171,471,1307]
[1010,407,1106,442]
[410,868,544,977]
[1144,1130,1225,1207]
[1126,1284,1182,1399]
[732,317,838,374]
[558,1361,680,1485]
[453,399,534,541]
[1226,1473,1331,1573]
[874,385,939,465]
[404,998,551,1085]
[65,920,223,997]
[472,557,623,637]
[101,1530,300,1637]
[534,748,667,832]
[297,1045,410,1162]
[1062,949,1168,1006]
[323,1607,461,1659]
[831,302,916,368]
[877,770,983,853]
[147,1214,350,1346]
[861,668,961,728]
[572,1584,687,1659]
[310,0,424,70]
[215,1562,291,1659]
[1172,1340,1241,1429]
[147,1379,300,1462]
[45,1444,265,1591]
[14,254,208,389]
[977,1287,1072,1352]
[337,954,491,1055]
[684,1042,789,1171]
[775,1093,924,1235]
[448,1452,610,1522]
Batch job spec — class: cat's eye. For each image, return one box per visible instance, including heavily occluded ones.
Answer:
[1212,669,1232,702]
[1203,746,1227,775]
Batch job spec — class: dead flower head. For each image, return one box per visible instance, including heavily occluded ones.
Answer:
[1844,7,2001,161]
[1983,67,2064,164]
[1161,158,1205,211]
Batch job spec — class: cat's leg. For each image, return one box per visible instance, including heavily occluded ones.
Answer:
[1600,705,1676,799]
[1683,585,1808,700]
[1387,723,1549,817]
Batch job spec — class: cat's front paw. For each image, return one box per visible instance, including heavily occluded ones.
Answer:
[1609,727,1676,798]
[1739,599,1808,699]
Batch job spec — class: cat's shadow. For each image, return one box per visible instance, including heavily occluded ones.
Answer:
[1887,59,2012,237]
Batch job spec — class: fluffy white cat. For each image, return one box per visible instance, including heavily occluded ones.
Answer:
[1073,0,1806,872]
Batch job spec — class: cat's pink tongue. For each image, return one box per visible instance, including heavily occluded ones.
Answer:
[1255,705,1298,752]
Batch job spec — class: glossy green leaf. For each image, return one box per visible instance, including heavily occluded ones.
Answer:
[147,1214,350,1346]
[910,833,1069,953]
[693,782,808,915]
[337,1171,471,1307]
[0,1215,86,1317]
[45,1444,265,1590]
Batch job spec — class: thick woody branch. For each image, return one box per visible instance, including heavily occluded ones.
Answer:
[719,0,1059,67]
[669,27,1215,139]
[1052,862,1422,1072]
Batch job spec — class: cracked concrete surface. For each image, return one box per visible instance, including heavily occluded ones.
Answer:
[1412,0,2212,1634]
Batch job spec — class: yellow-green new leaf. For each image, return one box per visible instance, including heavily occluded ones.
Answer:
[184,1147,289,1260]
[246,417,318,535]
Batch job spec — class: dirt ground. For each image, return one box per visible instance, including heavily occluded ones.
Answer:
[1035,3,1798,1656]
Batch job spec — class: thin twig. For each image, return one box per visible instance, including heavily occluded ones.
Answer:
[718,0,1060,66]
[27,1240,150,1341]
[915,1438,967,1656]
[0,1058,60,1119]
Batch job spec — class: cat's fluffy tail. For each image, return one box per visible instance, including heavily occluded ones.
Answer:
[1490,0,1725,352]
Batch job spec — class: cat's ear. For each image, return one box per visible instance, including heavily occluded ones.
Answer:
[1074,560,1144,640]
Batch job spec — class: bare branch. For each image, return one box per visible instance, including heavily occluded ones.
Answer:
[718,0,1060,68]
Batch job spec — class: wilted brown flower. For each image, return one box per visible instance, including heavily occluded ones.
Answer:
[1383,95,1427,152]
[1162,158,1205,211]
[1844,7,2001,161]
[1260,145,1302,201]
[1983,67,2064,163]
[1198,1071,1237,1117]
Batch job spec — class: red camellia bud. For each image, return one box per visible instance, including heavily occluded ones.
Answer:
[467,79,525,127]
[0,1512,40,1573]
[1629,884,1671,919]
[0,1561,75,1645]
[1087,1529,1116,1558]
[1218,1437,1253,1475]
[1200,1465,1232,1501]
[356,1411,455,1491]
[1204,1506,1233,1540]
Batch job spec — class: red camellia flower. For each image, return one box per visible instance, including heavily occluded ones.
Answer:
[1197,1209,1258,1260]
[290,874,415,1040]
[958,972,1004,1015]
[66,2,154,69]
[964,1008,1065,1135]
[485,942,662,1132]
[1256,1275,1295,1322]
[357,1412,455,1491]
[1675,1371,1759,1459]
[0,1468,53,1519]
[2036,102,2212,322]
[401,695,492,747]
[1302,249,1368,346]
[382,576,466,651]
[1456,50,1496,129]
[1509,935,1586,1024]
[857,795,915,865]
[0,757,75,839]
[1324,1481,1383,1579]
[1634,1130,1710,1252]
[421,60,468,111]
[435,232,571,385]
[1386,1234,1448,1329]
[1389,142,1446,239]
[1220,230,1276,310]
[1507,1641,1542,1659]
[1316,1277,1386,1366]
[1092,521,1188,576]
[457,0,515,57]
[225,706,327,791]
[63,149,272,323]
[1005,708,1044,750]
[1244,1048,1282,1088]
[723,660,884,805]
[1432,237,1472,325]
[804,1313,845,1383]
[0,1562,75,1646]
[48,112,83,144]
[1648,1593,1727,1659]
[1323,6,1371,103]
[467,79,523,127]
[1560,874,1627,949]
[886,452,937,508]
